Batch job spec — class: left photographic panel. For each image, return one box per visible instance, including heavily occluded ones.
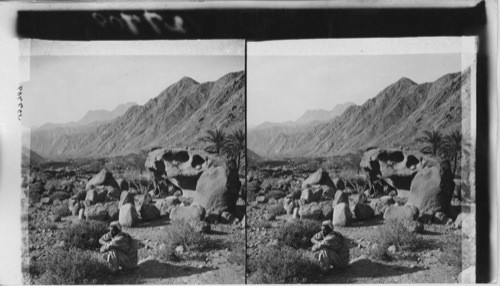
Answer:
[20,40,246,284]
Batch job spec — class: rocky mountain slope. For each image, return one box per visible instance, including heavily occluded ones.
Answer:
[248,69,469,159]
[30,71,245,159]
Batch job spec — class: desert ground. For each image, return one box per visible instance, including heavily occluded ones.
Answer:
[245,152,475,284]
[22,153,245,285]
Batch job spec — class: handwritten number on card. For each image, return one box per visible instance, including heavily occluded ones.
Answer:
[17,85,23,121]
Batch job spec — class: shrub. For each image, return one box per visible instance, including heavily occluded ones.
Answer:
[163,220,222,252]
[32,249,110,284]
[247,246,320,283]
[276,219,321,249]
[53,205,71,217]
[150,243,180,262]
[268,204,286,217]
[373,219,423,254]
[62,220,109,250]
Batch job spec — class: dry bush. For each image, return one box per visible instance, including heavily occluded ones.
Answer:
[62,220,109,250]
[247,246,320,283]
[31,249,110,284]
[276,219,321,249]
[268,204,286,217]
[374,220,424,255]
[163,220,222,252]
[53,205,71,217]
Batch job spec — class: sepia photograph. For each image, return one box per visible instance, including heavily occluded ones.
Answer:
[19,40,246,284]
[246,37,476,283]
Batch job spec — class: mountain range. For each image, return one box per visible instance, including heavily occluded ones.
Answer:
[252,102,355,130]
[36,102,138,131]
[29,71,245,160]
[248,69,470,159]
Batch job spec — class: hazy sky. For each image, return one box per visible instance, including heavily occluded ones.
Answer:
[23,55,244,127]
[248,53,463,127]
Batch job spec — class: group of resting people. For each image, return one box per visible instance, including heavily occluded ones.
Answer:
[98,219,349,274]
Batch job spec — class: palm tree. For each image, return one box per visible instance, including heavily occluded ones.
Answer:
[202,129,227,154]
[225,129,245,171]
[416,130,444,156]
[442,129,463,178]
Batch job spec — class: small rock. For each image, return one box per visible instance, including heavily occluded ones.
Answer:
[268,198,277,204]
[256,196,268,204]
[387,245,397,254]
[78,208,85,220]
[175,245,185,254]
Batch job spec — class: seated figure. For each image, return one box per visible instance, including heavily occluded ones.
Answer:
[311,220,350,272]
[99,221,138,273]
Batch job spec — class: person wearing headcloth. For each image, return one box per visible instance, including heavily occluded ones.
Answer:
[311,220,350,272]
[99,221,138,273]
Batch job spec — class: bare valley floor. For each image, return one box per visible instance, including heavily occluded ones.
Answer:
[22,201,245,284]
[246,200,475,284]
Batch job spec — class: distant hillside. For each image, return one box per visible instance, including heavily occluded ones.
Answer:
[252,102,355,131]
[30,71,245,159]
[248,69,470,158]
[77,102,137,125]
[295,102,355,124]
[36,102,137,131]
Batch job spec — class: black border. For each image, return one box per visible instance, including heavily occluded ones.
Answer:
[16,2,492,282]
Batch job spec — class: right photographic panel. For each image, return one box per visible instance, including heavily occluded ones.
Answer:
[246,37,477,283]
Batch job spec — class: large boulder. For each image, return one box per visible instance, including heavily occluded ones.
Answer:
[383,205,419,222]
[298,201,332,220]
[119,203,139,227]
[354,203,374,221]
[170,204,206,222]
[301,168,336,190]
[193,161,240,217]
[84,203,108,221]
[145,148,226,193]
[85,168,120,191]
[139,204,160,221]
[300,186,323,203]
[155,196,181,216]
[407,160,455,217]
[332,202,352,226]
[146,148,240,217]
